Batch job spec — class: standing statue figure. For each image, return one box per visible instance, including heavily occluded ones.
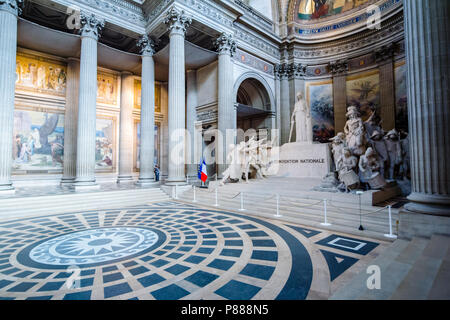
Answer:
[358,147,386,189]
[289,93,312,143]
[330,132,347,170]
[399,130,410,180]
[384,129,403,180]
[369,130,388,177]
[364,110,384,141]
[344,106,367,157]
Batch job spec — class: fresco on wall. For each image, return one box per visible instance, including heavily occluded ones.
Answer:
[395,62,408,132]
[135,123,159,170]
[95,118,114,170]
[97,72,118,105]
[298,0,370,20]
[346,71,380,121]
[12,110,64,172]
[134,80,162,113]
[307,82,335,143]
[15,53,67,95]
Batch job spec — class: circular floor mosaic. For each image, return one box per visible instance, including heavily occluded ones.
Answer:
[0,201,379,300]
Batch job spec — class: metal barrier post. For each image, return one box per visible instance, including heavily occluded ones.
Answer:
[275,194,282,217]
[239,193,246,211]
[214,188,219,207]
[384,205,397,239]
[321,199,331,226]
[192,185,197,203]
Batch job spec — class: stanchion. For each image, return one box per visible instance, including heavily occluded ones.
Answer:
[356,191,364,231]
[192,185,197,203]
[214,188,219,207]
[275,194,282,217]
[321,199,331,226]
[384,205,397,239]
[239,192,246,211]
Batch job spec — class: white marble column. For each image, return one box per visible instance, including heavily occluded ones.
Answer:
[186,69,198,179]
[73,13,104,189]
[136,35,156,186]
[164,8,191,185]
[403,0,450,216]
[215,33,236,177]
[61,58,80,185]
[117,71,134,183]
[0,0,21,193]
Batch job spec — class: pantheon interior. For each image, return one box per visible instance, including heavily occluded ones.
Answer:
[0,0,448,301]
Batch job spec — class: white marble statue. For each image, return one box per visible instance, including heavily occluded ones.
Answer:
[344,105,367,157]
[289,92,312,143]
[369,130,388,177]
[330,132,347,169]
[336,147,359,190]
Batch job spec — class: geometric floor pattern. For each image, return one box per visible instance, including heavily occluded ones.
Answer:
[0,201,379,300]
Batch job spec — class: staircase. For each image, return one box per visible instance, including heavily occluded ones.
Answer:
[0,187,170,221]
[177,181,400,241]
[330,235,450,299]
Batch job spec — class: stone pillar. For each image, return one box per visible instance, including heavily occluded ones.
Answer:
[186,69,198,179]
[329,60,348,134]
[279,64,290,145]
[136,35,156,186]
[376,45,396,131]
[117,71,134,183]
[400,0,450,238]
[73,13,104,189]
[61,58,80,185]
[0,0,21,193]
[164,8,191,185]
[215,33,236,177]
[274,64,282,145]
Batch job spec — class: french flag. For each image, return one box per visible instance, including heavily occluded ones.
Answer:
[198,158,208,183]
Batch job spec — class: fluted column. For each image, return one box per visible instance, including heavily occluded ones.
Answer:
[329,60,348,134]
[61,58,80,185]
[136,35,156,186]
[215,33,236,177]
[74,13,104,189]
[117,71,134,183]
[164,8,191,185]
[186,69,198,179]
[376,45,396,131]
[403,0,450,217]
[0,0,21,193]
[279,64,290,145]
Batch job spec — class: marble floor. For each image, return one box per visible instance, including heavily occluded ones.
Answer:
[0,201,386,300]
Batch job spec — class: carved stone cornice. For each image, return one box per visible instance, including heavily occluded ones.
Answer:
[79,12,105,40]
[328,60,349,76]
[137,34,156,57]
[214,33,237,57]
[164,7,192,36]
[374,43,396,64]
[0,0,23,16]
[287,63,307,80]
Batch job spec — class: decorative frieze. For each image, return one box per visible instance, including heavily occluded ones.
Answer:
[235,49,274,76]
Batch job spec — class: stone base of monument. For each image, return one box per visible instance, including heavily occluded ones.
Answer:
[274,142,332,178]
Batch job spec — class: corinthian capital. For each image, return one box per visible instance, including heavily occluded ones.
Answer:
[214,33,237,57]
[287,63,307,79]
[274,63,288,80]
[137,34,156,57]
[328,60,348,75]
[79,12,105,40]
[0,0,23,15]
[164,7,191,36]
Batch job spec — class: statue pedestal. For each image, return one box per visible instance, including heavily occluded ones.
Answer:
[275,142,332,178]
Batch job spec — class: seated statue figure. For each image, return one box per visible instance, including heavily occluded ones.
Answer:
[330,132,347,170]
[344,106,367,157]
[337,147,359,191]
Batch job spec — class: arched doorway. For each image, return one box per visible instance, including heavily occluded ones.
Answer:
[234,75,275,143]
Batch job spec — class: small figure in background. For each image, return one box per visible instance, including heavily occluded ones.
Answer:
[154,164,160,182]
[385,129,403,181]
[399,130,410,180]
[369,130,388,178]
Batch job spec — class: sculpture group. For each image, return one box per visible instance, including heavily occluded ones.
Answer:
[330,106,410,192]
[220,136,274,186]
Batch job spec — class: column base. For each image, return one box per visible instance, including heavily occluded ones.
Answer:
[399,207,450,240]
[60,177,75,186]
[136,179,158,187]
[406,192,450,216]
[73,179,100,191]
[0,185,15,194]
[165,178,187,186]
[117,176,134,183]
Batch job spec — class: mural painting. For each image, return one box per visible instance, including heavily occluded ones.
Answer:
[346,70,380,121]
[95,118,115,170]
[13,110,64,172]
[97,72,118,105]
[15,53,67,96]
[307,81,335,143]
[134,80,162,113]
[298,0,371,20]
[394,61,408,132]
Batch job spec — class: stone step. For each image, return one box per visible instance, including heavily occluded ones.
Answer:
[0,188,169,220]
